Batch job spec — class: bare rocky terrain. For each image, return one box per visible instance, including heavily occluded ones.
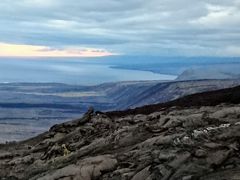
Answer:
[1,85,240,179]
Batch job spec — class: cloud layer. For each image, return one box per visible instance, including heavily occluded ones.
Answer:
[0,0,240,56]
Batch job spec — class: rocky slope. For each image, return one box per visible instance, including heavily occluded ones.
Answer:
[1,86,240,179]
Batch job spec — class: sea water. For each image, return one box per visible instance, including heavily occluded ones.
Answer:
[0,58,177,85]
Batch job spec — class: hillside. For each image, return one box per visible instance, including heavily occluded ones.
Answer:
[107,84,240,116]
[1,80,240,142]
[121,79,240,109]
[1,86,240,179]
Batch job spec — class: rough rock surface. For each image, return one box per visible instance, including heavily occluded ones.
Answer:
[1,85,240,180]
[1,102,240,180]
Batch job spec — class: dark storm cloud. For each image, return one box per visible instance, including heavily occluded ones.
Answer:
[0,0,240,56]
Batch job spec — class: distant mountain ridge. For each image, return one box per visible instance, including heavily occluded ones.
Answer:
[177,64,240,81]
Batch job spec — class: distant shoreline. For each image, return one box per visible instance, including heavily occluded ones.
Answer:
[110,65,180,76]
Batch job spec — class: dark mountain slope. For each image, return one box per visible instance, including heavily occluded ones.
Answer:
[123,79,240,109]
[107,84,240,116]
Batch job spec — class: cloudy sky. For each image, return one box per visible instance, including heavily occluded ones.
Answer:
[0,0,240,57]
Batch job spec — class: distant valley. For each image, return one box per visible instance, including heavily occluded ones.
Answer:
[1,78,240,142]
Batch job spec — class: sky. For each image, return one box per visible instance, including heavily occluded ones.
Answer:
[0,0,240,57]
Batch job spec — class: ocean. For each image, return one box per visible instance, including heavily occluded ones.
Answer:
[0,57,177,85]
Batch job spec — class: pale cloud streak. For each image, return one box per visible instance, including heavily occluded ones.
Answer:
[0,43,115,57]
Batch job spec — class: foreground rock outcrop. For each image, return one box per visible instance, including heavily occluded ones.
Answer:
[1,103,240,180]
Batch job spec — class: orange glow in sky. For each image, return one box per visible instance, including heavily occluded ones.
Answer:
[0,43,115,57]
